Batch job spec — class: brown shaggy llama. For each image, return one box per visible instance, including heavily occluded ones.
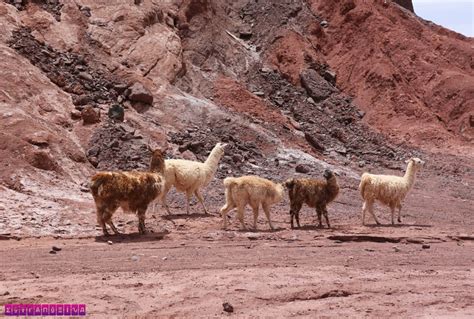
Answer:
[90,149,166,235]
[284,169,339,229]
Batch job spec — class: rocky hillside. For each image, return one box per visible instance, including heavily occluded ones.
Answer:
[0,0,472,236]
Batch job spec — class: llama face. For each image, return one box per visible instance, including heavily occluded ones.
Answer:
[405,157,425,169]
[215,142,228,155]
[323,169,334,179]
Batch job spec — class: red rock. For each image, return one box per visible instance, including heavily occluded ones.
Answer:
[81,106,100,124]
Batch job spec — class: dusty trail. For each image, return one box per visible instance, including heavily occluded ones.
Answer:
[1,221,473,318]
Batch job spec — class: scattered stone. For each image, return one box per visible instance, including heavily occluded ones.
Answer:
[81,106,101,124]
[108,104,125,122]
[261,67,273,73]
[131,255,139,261]
[300,69,336,102]
[107,240,113,245]
[392,246,400,252]
[128,82,153,105]
[222,302,234,313]
[357,110,366,118]
[78,72,93,82]
[304,132,326,152]
[289,117,301,130]
[49,250,57,254]
[320,20,329,28]
[422,244,430,249]
[52,246,62,252]
[358,160,366,168]
[162,256,168,261]
[323,70,337,84]
[239,26,253,39]
[253,91,265,97]
[71,110,82,120]
[114,83,128,94]
[1,291,10,296]
[295,164,310,173]
[73,95,91,106]
[232,154,243,163]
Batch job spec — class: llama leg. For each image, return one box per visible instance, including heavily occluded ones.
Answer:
[106,220,120,234]
[323,207,331,228]
[316,207,323,228]
[262,203,274,230]
[137,208,147,234]
[194,189,209,214]
[185,191,192,214]
[162,185,172,215]
[362,201,367,225]
[367,201,380,225]
[290,202,302,228]
[251,204,259,230]
[236,205,246,230]
[97,211,109,236]
[99,203,118,236]
[397,204,402,223]
[220,203,234,229]
[390,206,395,225]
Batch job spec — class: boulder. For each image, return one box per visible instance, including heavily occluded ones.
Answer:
[300,69,336,102]
[81,106,100,124]
[295,164,310,173]
[128,82,154,105]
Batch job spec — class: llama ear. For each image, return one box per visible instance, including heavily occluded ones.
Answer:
[405,159,411,164]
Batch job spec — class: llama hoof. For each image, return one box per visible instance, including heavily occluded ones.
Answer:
[398,218,402,223]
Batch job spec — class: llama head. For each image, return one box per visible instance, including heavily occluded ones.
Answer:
[323,169,335,179]
[405,157,425,170]
[149,148,166,172]
[283,178,295,189]
[213,142,228,156]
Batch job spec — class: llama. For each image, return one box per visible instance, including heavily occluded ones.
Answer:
[90,149,166,235]
[359,157,425,225]
[284,169,340,229]
[220,175,284,230]
[159,142,227,215]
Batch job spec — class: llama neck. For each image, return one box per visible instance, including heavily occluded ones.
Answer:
[204,146,223,172]
[403,162,417,189]
[326,177,339,197]
[150,158,165,174]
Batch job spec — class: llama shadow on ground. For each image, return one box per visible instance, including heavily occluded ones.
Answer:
[291,225,334,231]
[236,227,285,233]
[161,213,217,220]
[364,223,432,228]
[94,231,168,243]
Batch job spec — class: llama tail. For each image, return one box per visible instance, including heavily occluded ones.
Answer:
[359,173,368,198]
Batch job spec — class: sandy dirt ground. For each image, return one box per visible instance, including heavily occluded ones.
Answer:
[1,226,473,318]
